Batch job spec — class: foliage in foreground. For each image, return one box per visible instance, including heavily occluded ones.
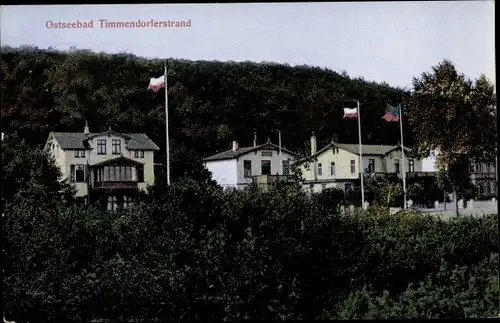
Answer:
[3,180,499,322]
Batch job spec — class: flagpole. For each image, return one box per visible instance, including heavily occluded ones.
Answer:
[399,103,407,209]
[278,130,282,155]
[164,59,170,185]
[357,100,365,208]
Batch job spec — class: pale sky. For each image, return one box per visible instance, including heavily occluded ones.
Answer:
[0,2,495,89]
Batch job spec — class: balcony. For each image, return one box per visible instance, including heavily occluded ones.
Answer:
[371,171,437,178]
[92,181,138,190]
[470,172,496,180]
[252,174,295,185]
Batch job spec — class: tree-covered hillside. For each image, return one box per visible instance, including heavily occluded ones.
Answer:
[1,45,408,180]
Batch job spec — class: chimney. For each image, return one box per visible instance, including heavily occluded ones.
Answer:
[253,131,257,147]
[83,120,89,135]
[232,140,238,151]
[310,132,317,156]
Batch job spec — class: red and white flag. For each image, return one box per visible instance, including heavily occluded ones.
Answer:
[147,74,165,92]
[343,107,358,118]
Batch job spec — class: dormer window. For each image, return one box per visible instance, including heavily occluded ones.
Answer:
[261,151,273,157]
[97,139,106,155]
[112,139,121,155]
[134,150,145,158]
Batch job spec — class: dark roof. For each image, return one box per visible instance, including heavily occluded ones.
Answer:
[204,141,301,162]
[296,142,411,164]
[48,131,160,151]
[91,156,144,167]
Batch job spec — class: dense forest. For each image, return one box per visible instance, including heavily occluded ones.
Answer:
[1,45,409,181]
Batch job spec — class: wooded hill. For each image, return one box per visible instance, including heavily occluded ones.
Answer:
[1,45,409,181]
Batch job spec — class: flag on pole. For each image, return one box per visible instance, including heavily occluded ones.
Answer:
[382,104,400,122]
[383,103,408,209]
[343,107,359,118]
[147,73,165,92]
[341,99,365,208]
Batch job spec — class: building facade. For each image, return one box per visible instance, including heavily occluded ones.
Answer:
[418,149,497,198]
[44,123,159,211]
[297,134,423,193]
[469,161,497,198]
[203,139,300,189]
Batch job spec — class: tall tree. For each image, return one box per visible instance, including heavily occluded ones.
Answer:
[404,60,496,216]
[1,134,76,208]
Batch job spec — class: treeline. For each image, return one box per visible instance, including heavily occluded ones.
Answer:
[2,136,499,321]
[1,45,409,181]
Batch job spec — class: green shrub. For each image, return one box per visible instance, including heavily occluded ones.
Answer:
[2,179,498,322]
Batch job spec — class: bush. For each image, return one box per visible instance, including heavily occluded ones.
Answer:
[3,179,499,322]
[332,253,499,319]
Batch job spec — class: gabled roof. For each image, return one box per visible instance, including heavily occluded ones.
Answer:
[204,140,301,162]
[86,130,131,141]
[296,142,411,164]
[46,131,160,151]
[91,156,144,167]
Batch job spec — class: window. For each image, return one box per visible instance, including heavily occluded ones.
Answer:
[109,166,116,180]
[261,160,271,175]
[475,163,482,173]
[317,163,323,176]
[95,166,136,182]
[350,160,356,174]
[97,139,106,155]
[261,151,273,157]
[70,164,86,182]
[332,147,339,154]
[107,196,118,212]
[70,165,75,183]
[368,159,375,173]
[137,165,144,182]
[330,162,336,176]
[409,160,415,173]
[469,163,475,173]
[74,150,85,158]
[244,160,252,177]
[134,150,145,158]
[123,196,133,209]
[395,159,400,174]
[282,160,290,175]
[112,139,121,155]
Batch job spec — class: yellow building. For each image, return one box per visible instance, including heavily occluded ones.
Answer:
[44,122,159,211]
[297,134,423,193]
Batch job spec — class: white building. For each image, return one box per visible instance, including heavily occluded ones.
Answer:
[203,138,301,189]
[421,149,496,197]
[296,134,425,193]
[44,122,159,210]
[422,149,439,172]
